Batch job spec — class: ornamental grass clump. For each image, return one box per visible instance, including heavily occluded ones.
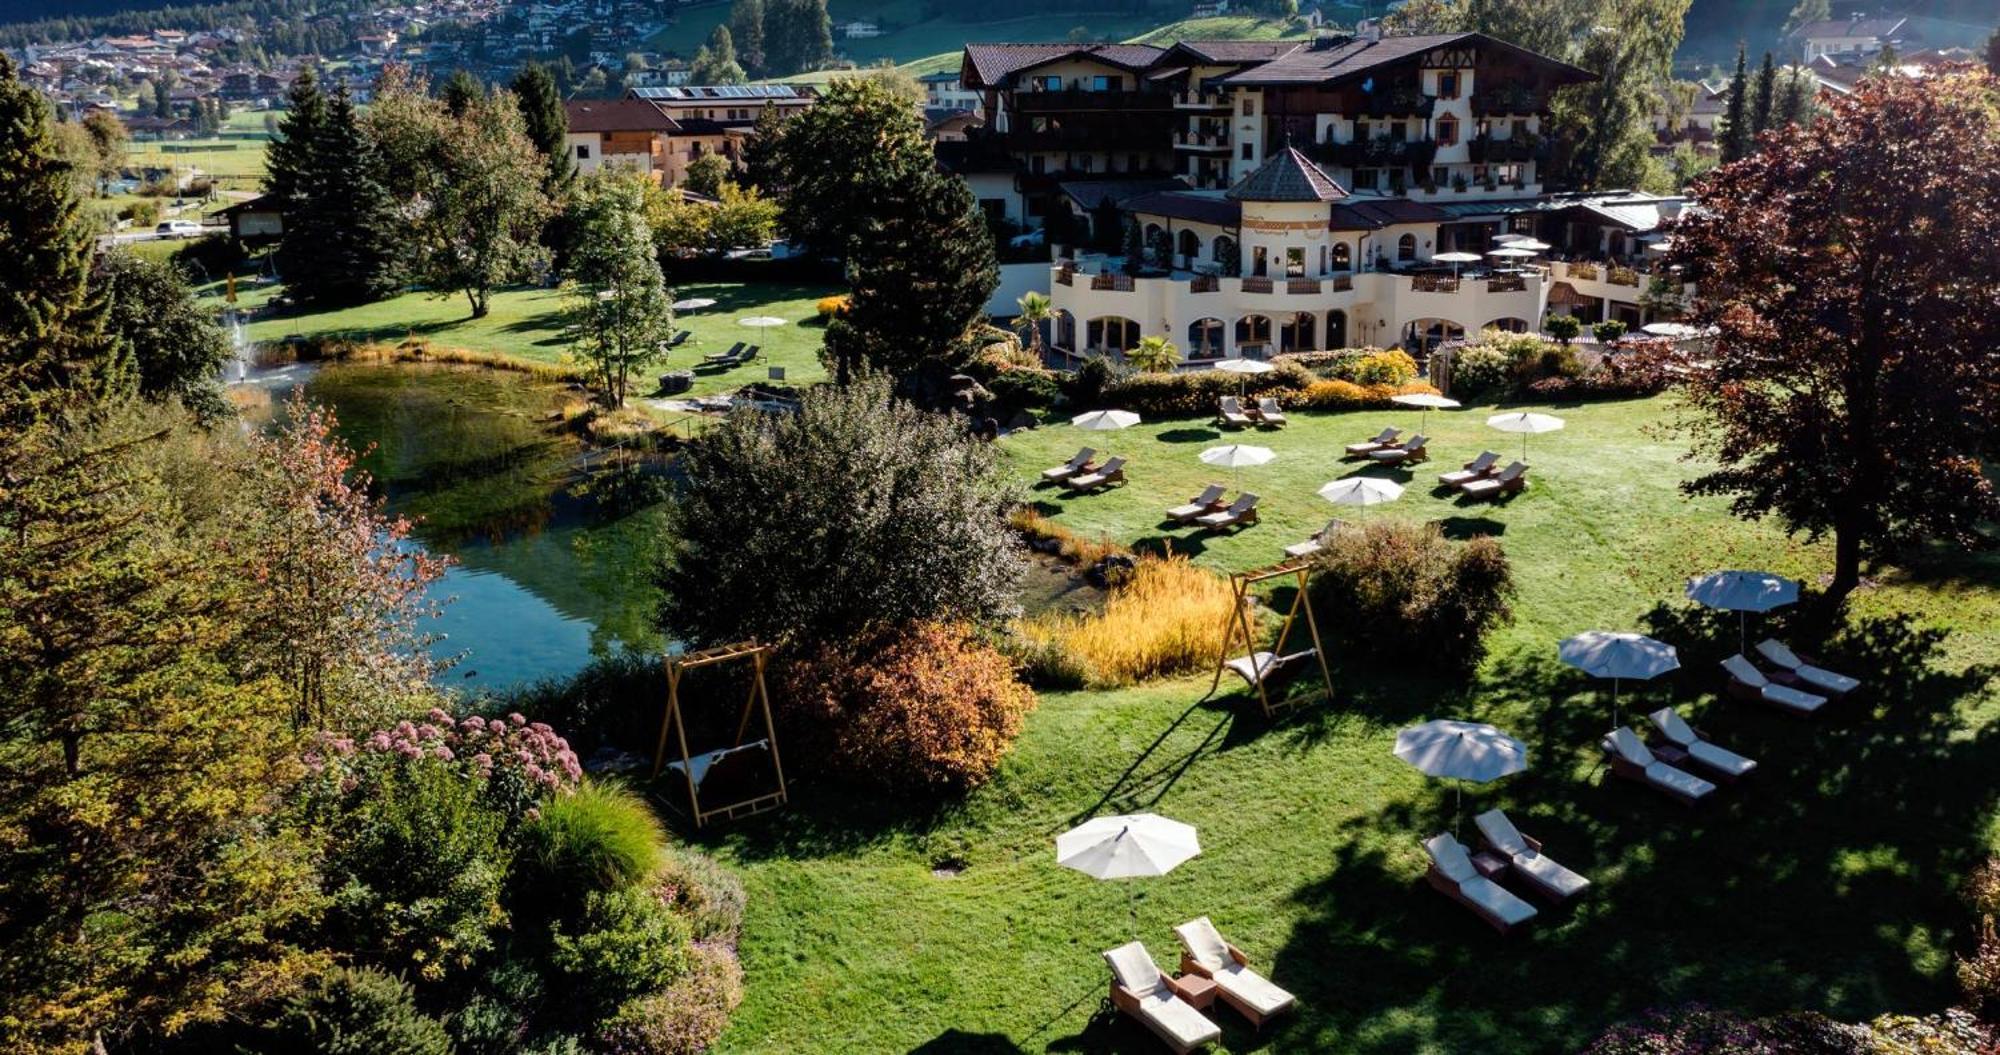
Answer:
[517,781,669,921]
[1019,556,1236,687]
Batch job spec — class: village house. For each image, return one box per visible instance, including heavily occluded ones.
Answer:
[1788,16,1907,63]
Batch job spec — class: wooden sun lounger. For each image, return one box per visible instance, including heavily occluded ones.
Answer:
[703,341,745,364]
[1194,493,1258,531]
[1283,518,1348,560]
[1460,461,1527,499]
[1066,456,1127,492]
[1256,397,1288,427]
[1369,433,1429,465]
[1105,942,1222,1054]
[1423,833,1538,935]
[1473,809,1592,905]
[1344,427,1401,457]
[1603,727,1716,806]
[1755,639,1859,697]
[736,344,760,365]
[1166,484,1228,523]
[1175,917,1297,1029]
[1438,451,1501,487]
[1646,707,1758,783]
[1217,396,1255,428]
[1722,654,1828,715]
[1041,448,1097,483]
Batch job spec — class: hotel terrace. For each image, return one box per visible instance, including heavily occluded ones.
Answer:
[947,32,1690,361]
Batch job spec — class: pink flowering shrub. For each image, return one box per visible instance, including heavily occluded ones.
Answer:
[309,707,582,828]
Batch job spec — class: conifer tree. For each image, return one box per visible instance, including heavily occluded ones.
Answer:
[265,70,331,298]
[314,84,402,304]
[1718,45,1751,164]
[1751,51,1777,136]
[0,55,122,420]
[442,69,481,117]
[730,0,766,77]
[511,61,575,197]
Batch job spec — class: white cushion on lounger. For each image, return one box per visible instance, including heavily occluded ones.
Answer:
[1793,664,1858,695]
[1105,942,1164,997]
[1424,833,1477,884]
[1650,708,1699,746]
[1514,850,1591,899]
[1644,761,1716,800]
[1722,654,1768,687]
[1687,740,1758,779]
[1609,727,1655,767]
[1211,962,1295,1016]
[1458,876,1538,926]
[1283,539,1322,559]
[1175,918,1232,972]
[1761,682,1828,714]
[1134,989,1223,1048]
[1473,809,1529,856]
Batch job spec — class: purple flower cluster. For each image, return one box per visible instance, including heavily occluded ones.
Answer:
[306,709,583,794]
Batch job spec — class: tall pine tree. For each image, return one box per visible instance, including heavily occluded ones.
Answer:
[315,84,401,304]
[1718,45,1751,164]
[442,69,481,117]
[730,0,766,78]
[1751,51,1777,136]
[511,61,575,197]
[265,70,331,299]
[0,55,123,420]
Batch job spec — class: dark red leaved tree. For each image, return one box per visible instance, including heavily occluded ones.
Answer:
[1668,68,2000,615]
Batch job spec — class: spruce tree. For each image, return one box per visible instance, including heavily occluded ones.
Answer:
[823,166,998,391]
[266,70,330,298]
[442,69,481,117]
[1986,27,1998,77]
[315,85,402,304]
[1751,51,1776,136]
[511,62,575,197]
[1719,45,1751,164]
[0,55,122,419]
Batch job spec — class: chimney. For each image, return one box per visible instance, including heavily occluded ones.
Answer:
[1356,19,1382,43]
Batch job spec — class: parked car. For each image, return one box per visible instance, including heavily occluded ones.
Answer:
[156,219,203,239]
[1008,228,1046,249]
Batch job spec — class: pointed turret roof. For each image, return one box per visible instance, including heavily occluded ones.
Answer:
[1225,146,1348,203]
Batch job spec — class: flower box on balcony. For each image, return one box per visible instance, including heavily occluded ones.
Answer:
[1190,274,1220,293]
[1609,266,1640,286]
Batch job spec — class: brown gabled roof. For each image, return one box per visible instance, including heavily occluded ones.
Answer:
[960,43,1167,89]
[1220,32,1595,88]
[1163,39,1306,64]
[1227,146,1348,203]
[564,98,680,134]
[1329,198,1452,229]
[1123,190,1241,227]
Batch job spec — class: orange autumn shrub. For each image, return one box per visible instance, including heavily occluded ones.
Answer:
[814,294,851,320]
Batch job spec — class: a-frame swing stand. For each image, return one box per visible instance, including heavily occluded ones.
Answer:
[1204,564,1333,717]
[651,641,789,827]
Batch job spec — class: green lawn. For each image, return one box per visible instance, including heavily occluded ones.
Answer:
[126,135,269,184]
[218,281,841,400]
[698,396,2000,1053]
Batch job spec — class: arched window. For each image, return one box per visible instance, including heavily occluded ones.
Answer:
[1325,310,1347,349]
[1398,233,1417,262]
[1177,228,1200,264]
[1211,235,1240,277]
[1235,314,1273,353]
[1332,242,1351,270]
[1280,311,1316,353]
[1188,318,1225,358]
[1087,316,1141,354]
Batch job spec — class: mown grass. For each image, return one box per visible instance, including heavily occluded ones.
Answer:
[694,395,2000,1054]
[213,280,841,400]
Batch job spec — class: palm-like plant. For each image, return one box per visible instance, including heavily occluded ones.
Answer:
[1014,291,1052,358]
[1127,335,1181,373]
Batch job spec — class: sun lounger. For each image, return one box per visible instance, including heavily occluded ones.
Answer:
[1255,397,1288,428]
[1423,832,1538,934]
[1194,493,1258,531]
[1344,427,1400,456]
[703,341,745,364]
[1166,484,1228,524]
[1722,654,1828,715]
[1472,809,1592,904]
[1041,448,1096,483]
[1283,518,1348,560]
[663,329,691,349]
[1603,727,1716,806]
[1174,917,1296,1028]
[1217,395,1255,428]
[737,344,760,365]
[1459,461,1528,500]
[1368,433,1429,465]
[1105,941,1223,1054]
[1066,456,1127,493]
[1647,708,1757,782]
[1438,451,1501,487]
[1756,639,1859,697]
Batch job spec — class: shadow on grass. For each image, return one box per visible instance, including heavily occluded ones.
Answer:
[1435,515,1508,540]
[908,1029,1028,1054]
[1158,427,1223,444]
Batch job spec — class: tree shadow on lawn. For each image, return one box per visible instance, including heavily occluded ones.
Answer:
[667,281,834,316]
[1434,515,1507,540]
[1158,427,1223,444]
[1258,610,1999,1053]
[909,1029,1029,1054]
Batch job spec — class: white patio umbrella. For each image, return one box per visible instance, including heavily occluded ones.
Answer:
[1686,570,1800,653]
[1486,411,1565,460]
[1487,246,1538,260]
[672,297,717,311]
[1057,813,1201,925]
[1434,250,1481,280]
[1200,443,1274,484]
[1071,409,1140,431]
[1215,356,1274,396]
[739,315,786,327]
[1394,720,1528,835]
[1505,238,1552,252]
[1317,476,1403,518]
[1642,321,1700,339]
[1559,631,1680,730]
[1493,232,1529,244]
[1391,391,1462,430]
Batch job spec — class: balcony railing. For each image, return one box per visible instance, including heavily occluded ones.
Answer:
[1089,273,1135,292]
[1014,88,1170,111]
[1240,277,1273,293]
[1467,133,1543,164]
[1190,274,1220,293]
[1287,278,1320,295]
[1360,86,1435,117]
[1003,124,1168,151]
[1174,89,1230,108]
[1174,131,1231,149]
[1055,264,1075,286]
[1330,274,1354,292]
[1486,274,1528,293]
[1312,136,1439,170]
[1411,274,1461,293]
[1565,261,1599,281]
[1471,84,1541,115]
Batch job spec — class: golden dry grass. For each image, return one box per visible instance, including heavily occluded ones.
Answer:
[1019,555,1235,687]
[1007,506,1127,568]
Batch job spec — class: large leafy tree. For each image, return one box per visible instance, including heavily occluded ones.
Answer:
[1668,70,2000,612]
[562,173,675,407]
[1552,0,1689,189]
[94,251,231,422]
[823,166,998,389]
[760,75,930,257]
[657,375,1025,650]
[410,83,552,318]
[729,0,766,77]
[690,24,747,85]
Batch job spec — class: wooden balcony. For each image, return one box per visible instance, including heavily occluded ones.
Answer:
[1090,273,1135,292]
[1330,274,1354,292]
[1240,277,1274,293]
[1190,274,1220,293]
[1471,85,1542,116]
[1055,264,1075,286]
[1287,278,1321,295]
[1174,89,1231,109]
[1013,88,1172,112]
[1410,274,1460,293]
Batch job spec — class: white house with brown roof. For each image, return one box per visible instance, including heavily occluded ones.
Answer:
[1790,16,1908,63]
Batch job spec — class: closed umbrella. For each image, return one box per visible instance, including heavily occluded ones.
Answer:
[1486,411,1564,460]
[1559,631,1680,729]
[1215,356,1274,396]
[1200,443,1274,484]
[1071,409,1140,431]
[1394,720,1528,835]
[1642,321,1700,339]
[1687,570,1800,653]
[1057,813,1201,926]
[1391,391,1462,430]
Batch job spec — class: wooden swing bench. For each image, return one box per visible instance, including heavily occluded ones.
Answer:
[651,641,789,828]
[1205,565,1333,717]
